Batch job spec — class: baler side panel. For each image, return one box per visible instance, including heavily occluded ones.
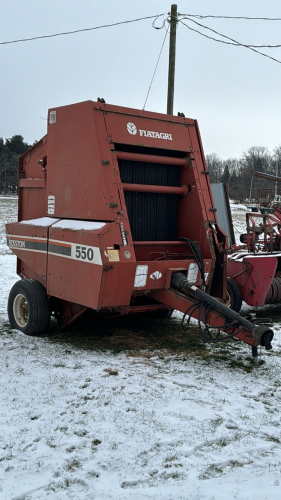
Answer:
[18,136,47,222]
[47,226,105,310]
[46,102,112,221]
[96,223,136,309]
[6,222,48,284]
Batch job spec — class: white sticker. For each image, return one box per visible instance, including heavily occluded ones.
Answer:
[134,265,148,288]
[71,244,102,265]
[120,222,128,246]
[187,263,199,283]
[48,195,55,215]
[150,271,162,281]
[49,111,56,124]
[9,240,26,249]
[48,239,102,265]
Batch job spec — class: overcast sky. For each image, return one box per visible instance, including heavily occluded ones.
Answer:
[1,0,280,159]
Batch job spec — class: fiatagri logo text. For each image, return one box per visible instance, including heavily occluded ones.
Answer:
[127,122,172,141]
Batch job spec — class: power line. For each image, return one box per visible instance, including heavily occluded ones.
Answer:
[2,11,281,51]
[181,14,281,21]
[143,22,169,109]
[180,19,281,49]
[0,14,165,45]
[180,18,281,65]
[1,10,281,67]
[180,16,281,47]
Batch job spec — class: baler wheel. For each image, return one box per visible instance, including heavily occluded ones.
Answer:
[8,279,50,335]
[227,277,243,313]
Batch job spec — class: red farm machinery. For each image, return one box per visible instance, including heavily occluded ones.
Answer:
[228,170,281,310]
[6,100,274,359]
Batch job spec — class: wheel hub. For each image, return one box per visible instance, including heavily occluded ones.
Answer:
[217,291,231,307]
[13,293,29,328]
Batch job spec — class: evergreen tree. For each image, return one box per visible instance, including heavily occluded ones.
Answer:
[5,135,31,156]
[0,135,32,194]
[220,164,230,184]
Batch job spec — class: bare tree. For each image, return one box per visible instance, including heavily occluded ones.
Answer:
[205,153,223,183]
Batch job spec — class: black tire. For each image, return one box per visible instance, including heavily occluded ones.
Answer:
[8,279,50,335]
[227,277,243,313]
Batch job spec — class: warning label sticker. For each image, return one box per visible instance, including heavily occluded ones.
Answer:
[108,249,120,262]
[48,195,55,215]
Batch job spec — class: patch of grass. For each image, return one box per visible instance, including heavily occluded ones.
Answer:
[46,438,57,449]
[66,446,76,453]
[216,437,229,448]
[266,435,281,444]
[211,417,224,429]
[251,304,281,323]
[92,439,102,446]
[164,454,179,463]
[35,311,262,368]
[199,464,224,480]
[46,313,210,357]
[63,458,81,472]
[82,395,95,401]
[103,368,119,376]
[74,429,88,437]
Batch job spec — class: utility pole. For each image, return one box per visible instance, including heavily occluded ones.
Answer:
[249,176,254,205]
[4,155,7,196]
[167,4,178,115]
[275,159,279,198]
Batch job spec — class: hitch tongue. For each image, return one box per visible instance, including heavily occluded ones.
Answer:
[171,272,274,349]
[252,326,273,350]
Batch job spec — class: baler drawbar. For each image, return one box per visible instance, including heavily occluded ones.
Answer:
[6,99,274,358]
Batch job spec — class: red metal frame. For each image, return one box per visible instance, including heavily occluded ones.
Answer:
[228,209,281,306]
[122,183,188,196]
[115,151,188,167]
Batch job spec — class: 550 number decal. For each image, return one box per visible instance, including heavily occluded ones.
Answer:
[75,245,94,262]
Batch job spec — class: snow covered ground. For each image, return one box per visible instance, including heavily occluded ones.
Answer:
[2,197,281,500]
[229,200,247,244]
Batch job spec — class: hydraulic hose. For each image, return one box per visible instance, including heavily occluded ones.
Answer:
[171,272,274,350]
